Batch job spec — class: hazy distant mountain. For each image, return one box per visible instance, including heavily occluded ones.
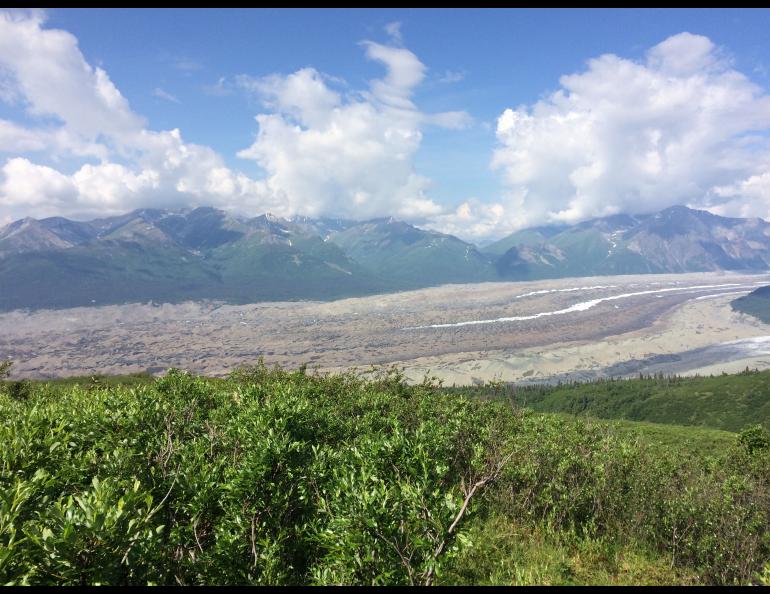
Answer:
[286,215,357,238]
[489,206,770,279]
[0,207,385,311]
[0,217,97,256]
[1,204,769,311]
[483,224,570,255]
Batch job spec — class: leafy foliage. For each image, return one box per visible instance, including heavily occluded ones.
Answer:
[458,371,770,432]
[739,425,770,455]
[1,366,769,585]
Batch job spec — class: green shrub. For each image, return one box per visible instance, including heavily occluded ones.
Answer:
[739,425,770,455]
[1,368,769,585]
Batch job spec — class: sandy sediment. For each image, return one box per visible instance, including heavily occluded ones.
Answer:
[2,271,769,382]
[393,294,770,385]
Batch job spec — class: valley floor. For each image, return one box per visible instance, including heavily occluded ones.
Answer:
[395,284,770,386]
[2,271,770,382]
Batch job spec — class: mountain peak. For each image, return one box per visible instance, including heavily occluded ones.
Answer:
[0,216,80,255]
[1,216,37,235]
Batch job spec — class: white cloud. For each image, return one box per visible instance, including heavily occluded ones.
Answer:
[0,11,238,220]
[425,199,506,240]
[645,32,723,75]
[72,162,159,210]
[362,41,426,110]
[426,111,473,130]
[236,68,342,128]
[153,87,180,104]
[0,10,471,226]
[1,157,77,215]
[458,32,770,239]
[10,15,769,244]
[0,119,47,152]
[0,10,144,157]
[235,41,470,220]
[712,172,770,219]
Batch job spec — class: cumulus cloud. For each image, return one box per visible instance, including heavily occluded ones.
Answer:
[425,198,506,240]
[0,10,247,220]
[236,68,342,129]
[7,13,769,244]
[0,119,47,152]
[0,10,469,225]
[1,158,77,213]
[450,31,770,238]
[0,10,144,158]
[235,40,471,220]
[712,172,770,218]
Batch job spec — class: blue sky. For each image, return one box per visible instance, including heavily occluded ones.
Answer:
[2,9,770,240]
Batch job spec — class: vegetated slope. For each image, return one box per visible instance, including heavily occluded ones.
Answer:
[732,285,770,324]
[0,208,386,310]
[0,237,220,310]
[469,370,770,433]
[1,366,768,585]
[205,216,386,302]
[327,218,497,287]
[482,224,569,255]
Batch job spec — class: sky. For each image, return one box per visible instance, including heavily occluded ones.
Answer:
[2,8,770,241]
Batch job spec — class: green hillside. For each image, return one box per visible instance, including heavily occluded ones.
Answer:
[329,220,497,287]
[732,285,770,323]
[1,366,769,585]
[549,229,613,275]
[207,233,386,302]
[457,370,770,433]
[0,241,220,310]
[0,212,387,310]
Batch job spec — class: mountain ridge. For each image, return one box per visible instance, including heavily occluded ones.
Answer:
[1,204,769,311]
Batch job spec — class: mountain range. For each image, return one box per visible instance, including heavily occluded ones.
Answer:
[1,204,769,311]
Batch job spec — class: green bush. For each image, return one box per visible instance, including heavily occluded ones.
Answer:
[739,425,770,456]
[1,367,768,585]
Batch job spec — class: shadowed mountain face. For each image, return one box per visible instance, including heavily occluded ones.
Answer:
[1,205,769,311]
